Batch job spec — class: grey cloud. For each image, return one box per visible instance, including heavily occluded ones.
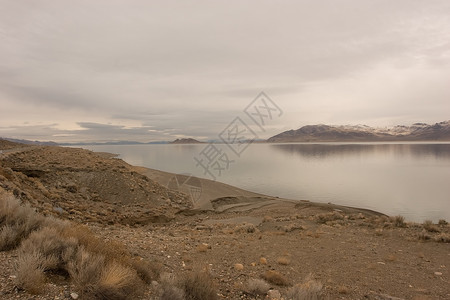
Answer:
[1,0,449,142]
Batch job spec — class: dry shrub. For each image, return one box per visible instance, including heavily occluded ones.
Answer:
[0,194,46,250]
[315,212,344,224]
[418,231,432,241]
[434,233,450,243]
[283,224,304,233]
[62,225,129,263]
[392,215,406,228]
[262,270,289,286]
[93,262,143,300]
[438,219,448,226]
[276,256,291,265]
[15,251,47,294]
[182,271,218,300]
[234,223,258,234]
[19,227,78,268]
[286,275,323,300]
[161,285,185,300]
[423,220,440,233]
[68,247,105,290]
[130,257,162,284]
[246,278,269,295]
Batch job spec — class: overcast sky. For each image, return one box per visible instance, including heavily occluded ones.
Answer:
[1,0,449,142]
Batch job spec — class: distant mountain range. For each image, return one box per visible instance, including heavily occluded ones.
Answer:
[3,121,450,146]
[1,138,58,146]
[267,120,450,142]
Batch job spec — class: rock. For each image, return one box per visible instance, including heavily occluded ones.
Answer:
[260,257,268,265]
[70,292,79,299]
[267,289,281,299]
[234,263,244,271]
[434,272,442,276]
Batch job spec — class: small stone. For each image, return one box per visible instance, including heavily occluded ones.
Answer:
[260,257,268,265]
[267,289,281,299]
[9,275,16,279]
[234,263,244,271]
[70,292,79,299]
[434,272,442,276]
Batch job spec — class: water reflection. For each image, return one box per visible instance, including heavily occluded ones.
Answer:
[270,143,450,160]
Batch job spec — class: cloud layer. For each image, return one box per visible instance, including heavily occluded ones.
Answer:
[1,0,449,142]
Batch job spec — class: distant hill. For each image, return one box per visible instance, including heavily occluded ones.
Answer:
[0,138,32,150]
[1,137,58,146]
[267,120,450,142]
[170,138,204,144]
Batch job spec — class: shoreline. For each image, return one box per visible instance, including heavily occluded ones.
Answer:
[131,164,388,218]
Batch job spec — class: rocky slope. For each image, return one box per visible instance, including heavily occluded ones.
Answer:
[0,141,191,226]
[268,120,450,142]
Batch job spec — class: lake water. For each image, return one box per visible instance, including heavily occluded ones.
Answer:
[83,143,450,222]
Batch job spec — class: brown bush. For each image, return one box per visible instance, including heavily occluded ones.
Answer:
[246,278,269,295]
[286,274,323,300]
[182,271,218,300]
[0,194,46,250]
[418,231,432,241]
[438,219,448,226]
[130,257,162,284]
[423,220,440,233]
[262,270,289,286]
[93,262,143,300]
[15,251,48,294]
[315,212,344,224]
[392,215,406,228]
[434,233,450,243]
[276,256,291,265]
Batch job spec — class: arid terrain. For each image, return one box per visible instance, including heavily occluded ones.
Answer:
[0,140,449,300]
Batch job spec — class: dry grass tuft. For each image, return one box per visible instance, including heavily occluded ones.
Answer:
[392,215,406,228]
[423,220,440,233]
[161,285,185,300]
[315,212,344,224]
[262,270,289,286]
[234,223,258,234]
[418,231,432,241]
[434,233,450,243]
[246,278,270,296]
[93,262,143,300]
[286,274,323,300]
[0,194,46,250]
[181,271,218,300]
[438,219,448,226]
[1,194,149,299]
[259,257,268,265]
[15,251,47,294]
[276,256,291,265]
[130,257,162,284]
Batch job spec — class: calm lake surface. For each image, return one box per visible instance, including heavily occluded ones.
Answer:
[83,143,450,222]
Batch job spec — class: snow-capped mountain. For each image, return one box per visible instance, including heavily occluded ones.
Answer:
[267,121,450,142]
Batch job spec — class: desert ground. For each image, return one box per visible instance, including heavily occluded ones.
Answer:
[0,140,449,299]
